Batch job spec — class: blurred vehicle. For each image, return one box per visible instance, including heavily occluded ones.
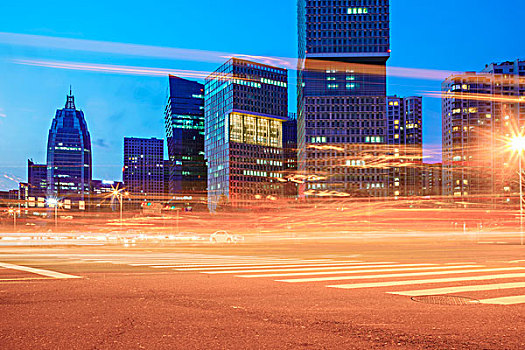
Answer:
[209,230,244,244]
[174,232,203,241]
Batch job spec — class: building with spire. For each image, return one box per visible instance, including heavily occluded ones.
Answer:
[46,89,92,202]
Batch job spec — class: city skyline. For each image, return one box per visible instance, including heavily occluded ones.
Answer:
[2,2,525,347]
[1,0,525,191]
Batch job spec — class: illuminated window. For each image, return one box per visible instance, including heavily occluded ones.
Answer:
[230,113,243,143]
[244,115,256,144]
[257,118,269,145]
[347,7,368,14]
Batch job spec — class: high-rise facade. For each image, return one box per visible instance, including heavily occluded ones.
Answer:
[123,137,165,203]
[46,91,92,201]
[283,113,299,198]
[164,76,207,198]
[422,163,442,197]
[204,58,288,210]
[442,60,525,203]
[27,159,47,198]
[91,180,124,195]
[386,96,423,197]
[298,0,390,197]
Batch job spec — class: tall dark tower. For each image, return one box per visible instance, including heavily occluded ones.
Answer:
[298,0,390,197]
[46,89,92,201]
[164,76,207,198]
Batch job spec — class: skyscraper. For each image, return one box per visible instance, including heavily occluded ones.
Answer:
[298,0,390,197]
[46,90,92,201]
[422,163,442,197]
[164,76,207,198]
[123,137,165,203]
[442,60,525,204]
[386,96,423,197]
[204,58,288,210]
[27,159,47,198]
[283,113,299,198]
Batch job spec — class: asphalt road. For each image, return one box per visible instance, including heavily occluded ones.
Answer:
[0,239,524,349]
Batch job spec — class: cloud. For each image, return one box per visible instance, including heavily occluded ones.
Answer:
[0,108,5,118]
[93,138,110,148]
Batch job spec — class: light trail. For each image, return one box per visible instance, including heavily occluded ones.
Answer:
[1,32,460,81]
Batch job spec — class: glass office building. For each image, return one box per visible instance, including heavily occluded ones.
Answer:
[123,137,165,203]
[442,60,525,204]
[164,76,207,198]
[386,96,423,197]
[28,159,47,198]
[298,0,390,197]
[46,91,92,201]
[204,58,288,210]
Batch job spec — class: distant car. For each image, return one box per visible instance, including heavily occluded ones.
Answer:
[210,230,244,244]
[174,232,202,241]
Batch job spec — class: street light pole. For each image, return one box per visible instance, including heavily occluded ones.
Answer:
[9,209,17,231]
[55,205,58,228]
[119,193,123,228]
[176,208,180,234]
[518,152,523,245]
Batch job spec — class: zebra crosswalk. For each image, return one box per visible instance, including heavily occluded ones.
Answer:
[76,253,525,306]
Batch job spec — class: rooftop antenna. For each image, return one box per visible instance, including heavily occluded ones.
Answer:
[65,85,75,109]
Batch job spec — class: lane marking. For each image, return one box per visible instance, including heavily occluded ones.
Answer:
[170,262,366,270]
[207,264,439,275]
[203,264,435,275]
[327,272,525,290]
[387,282,525,297]
[0,277,51,281]
[0,262,81,279]
[277,267,525,283]
[130,260,344,267]
[478,295,525,305]
[178,262,398,272]
[237,265,481,278]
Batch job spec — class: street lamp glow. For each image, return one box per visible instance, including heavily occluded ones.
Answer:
[46,198,58,207]
[509,135,525,153]
[109,186,129,228]
[508,135,525,246]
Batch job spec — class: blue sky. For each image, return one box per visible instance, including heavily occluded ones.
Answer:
[1,0,524,190]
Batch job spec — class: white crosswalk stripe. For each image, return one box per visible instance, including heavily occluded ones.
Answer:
[0,262,81,280]
[236,265,480,278]
[387,282,525,297]
[277,267,525,283]
[328,273,525,290]
[70,253,525,306]
[198,262,418,274]
[477,295,525,305]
